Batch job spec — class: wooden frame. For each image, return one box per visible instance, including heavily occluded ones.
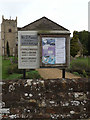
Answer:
[39,34,70,68]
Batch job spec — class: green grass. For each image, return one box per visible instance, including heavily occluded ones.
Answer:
[68,57,90,77]
[2,57,41,80]
[5,73,23,80]
[0,56,2,80]
[2,57,22,80]
[27,70,41,79]
[2,58,11,79]
[71,57,89,65]
[2,56,90,79]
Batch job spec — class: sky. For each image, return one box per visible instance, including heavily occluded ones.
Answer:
[88,1,90,31]
[0,0,89,36]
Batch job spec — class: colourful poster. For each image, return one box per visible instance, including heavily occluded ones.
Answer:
[42,38,55,64]
[42,37,66,64]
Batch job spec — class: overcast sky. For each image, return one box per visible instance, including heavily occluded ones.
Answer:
[0,0,89,36]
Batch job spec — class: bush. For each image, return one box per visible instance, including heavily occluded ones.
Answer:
[70,31,80,57]
[27,70,41,79]
[82,70,88,78]
[9,57,18,64]
[68,59,90,77]
[70,61,87,73]
[7,64,23,74]
[73,72,80,76]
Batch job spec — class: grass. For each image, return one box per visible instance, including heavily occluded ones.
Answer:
[0,56,2,80]
[2,56,90,79]
[27,70,41,79]
[71,57,89,66]
[2,57,41,80]
[2,56,22,80]
[5,73,23,80]
[2,58,11,79]
[67,57,90,77]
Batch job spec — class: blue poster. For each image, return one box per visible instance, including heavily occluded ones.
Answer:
[42,38,55,64]
[42,37,66,64]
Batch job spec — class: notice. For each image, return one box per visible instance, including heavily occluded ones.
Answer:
[20,47,38,68]
[55,38,66,64]
[21,35,38,46]
[42,37,66,64]
[42,38,55,64]
[18,32,39,69]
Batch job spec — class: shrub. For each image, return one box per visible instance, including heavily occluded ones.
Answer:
[27,70,41,79]
[7,64,23,74]
[70,61,86,73]
[69,59,90,77]
[70,31,80,57]
[73,72,80,76]
[82,70,88,78]
[9,57,18,64]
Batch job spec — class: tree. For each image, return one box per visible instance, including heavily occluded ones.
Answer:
[77,30,88,55]
[70,31,80,57]
[6,41,10,57]
[88,32,90,56]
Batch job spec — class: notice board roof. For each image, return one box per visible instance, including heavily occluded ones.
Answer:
[20,17,70,31]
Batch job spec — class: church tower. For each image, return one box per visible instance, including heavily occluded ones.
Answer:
[1,15,18,56]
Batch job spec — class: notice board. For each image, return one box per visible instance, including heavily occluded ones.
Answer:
[39,34,70,68]
[18,31,39,69]
[18,32,70,69]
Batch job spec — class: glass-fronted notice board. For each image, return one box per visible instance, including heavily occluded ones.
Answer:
[42,37,66,65]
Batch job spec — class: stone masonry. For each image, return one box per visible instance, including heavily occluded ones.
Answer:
[1,78,90,119]
[1,16,18,56]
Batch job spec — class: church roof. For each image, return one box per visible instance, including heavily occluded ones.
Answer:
[20,17,69,31]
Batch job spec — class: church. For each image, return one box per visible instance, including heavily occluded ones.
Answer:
[0,16,18,56]
[0,16,70,57]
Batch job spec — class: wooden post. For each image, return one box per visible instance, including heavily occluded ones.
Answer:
[23,69,26,79]
[62,69,65,78]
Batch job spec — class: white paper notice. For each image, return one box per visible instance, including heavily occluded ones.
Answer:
[18,32,39,69]
[55,38,66,64]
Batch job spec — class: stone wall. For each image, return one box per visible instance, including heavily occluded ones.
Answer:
[2,78,90,119]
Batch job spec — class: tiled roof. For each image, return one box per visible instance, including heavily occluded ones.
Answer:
[20,17,69,31]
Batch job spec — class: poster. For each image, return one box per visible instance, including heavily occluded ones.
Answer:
[42,38,55,64]
[42,37,66,64]
[55,38,66,64]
